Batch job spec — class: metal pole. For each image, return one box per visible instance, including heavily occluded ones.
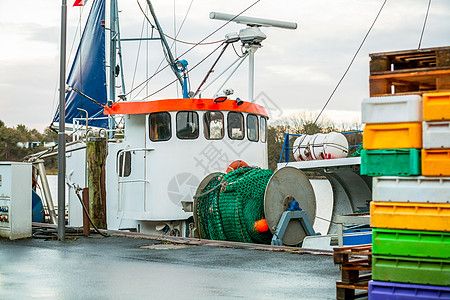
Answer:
[58,0,67,241]
[248,46,255,101]
[36,161,58,224]
[109,0,117,138]
[145,0,183,87]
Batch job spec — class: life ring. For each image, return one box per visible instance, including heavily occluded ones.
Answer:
[226,160,249,173]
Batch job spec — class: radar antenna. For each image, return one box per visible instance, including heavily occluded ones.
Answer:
[209,12,297,101]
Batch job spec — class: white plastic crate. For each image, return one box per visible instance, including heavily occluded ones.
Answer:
[372,176,450,203]
[362,95,423,124]
[423,121,450,149]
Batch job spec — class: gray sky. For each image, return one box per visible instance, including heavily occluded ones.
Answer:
[1,0,449,131]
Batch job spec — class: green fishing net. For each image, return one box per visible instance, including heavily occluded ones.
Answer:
[196,167,273,244]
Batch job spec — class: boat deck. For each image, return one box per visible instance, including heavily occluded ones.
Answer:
[1,233,344,299]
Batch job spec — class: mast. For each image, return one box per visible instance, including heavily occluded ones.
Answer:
[145,0,183,88]
[58,0,67,241]
[108,0,117,137]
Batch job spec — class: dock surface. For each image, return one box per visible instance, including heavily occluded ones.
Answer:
[1,235,340,299]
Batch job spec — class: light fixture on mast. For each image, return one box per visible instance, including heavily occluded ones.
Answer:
[210,12,297,102]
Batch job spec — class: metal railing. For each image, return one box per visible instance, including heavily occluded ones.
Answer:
[278,131,363,163]
[72,116,124,141]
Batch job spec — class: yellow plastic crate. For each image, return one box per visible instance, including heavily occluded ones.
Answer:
[370,201,450,232]
[423,92,450,121]
[363,122,422,150]
[422,149,450,176]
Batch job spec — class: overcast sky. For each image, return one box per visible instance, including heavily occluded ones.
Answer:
[1,0,449,131]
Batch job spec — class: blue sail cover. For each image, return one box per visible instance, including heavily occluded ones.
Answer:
[53,0,107,128]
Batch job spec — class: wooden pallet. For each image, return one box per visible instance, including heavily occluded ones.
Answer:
[334,244,372,300]
[369,46,450,96]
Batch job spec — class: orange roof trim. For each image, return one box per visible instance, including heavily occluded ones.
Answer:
[104,98,268,118]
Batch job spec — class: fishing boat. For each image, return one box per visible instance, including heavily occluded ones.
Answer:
[46,0,306,237]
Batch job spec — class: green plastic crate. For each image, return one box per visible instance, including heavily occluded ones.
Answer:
[372,255,450,286]
[361,149,421,176]
[372,228,450,259]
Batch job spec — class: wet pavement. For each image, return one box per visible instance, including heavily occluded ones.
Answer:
[0,235,340,299]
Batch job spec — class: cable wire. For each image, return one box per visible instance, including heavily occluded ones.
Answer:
[126,0,261,98]
[313,0,388,125]
[142,42,226,99]
[137,1,224,46]
[418,0,432,49]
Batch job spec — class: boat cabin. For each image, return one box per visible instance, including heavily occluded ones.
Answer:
[67,98,268,235]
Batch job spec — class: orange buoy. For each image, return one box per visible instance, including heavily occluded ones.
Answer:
[254,219,269,233]
[226,160,249,173]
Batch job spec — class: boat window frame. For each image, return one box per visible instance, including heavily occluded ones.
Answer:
[148,112,172,142]
[203,111,224,140]
[117,150,131,177]
[176,111,200,140]
[227,111,245,140]
[260,116,267,143]
[247,114,259,142]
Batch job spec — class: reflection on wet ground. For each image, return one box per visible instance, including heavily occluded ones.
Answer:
[0,236,340,299]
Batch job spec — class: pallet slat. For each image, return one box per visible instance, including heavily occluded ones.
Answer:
[369,47,450,96]
[334,245,372,300]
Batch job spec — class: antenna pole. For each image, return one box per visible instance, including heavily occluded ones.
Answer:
[248,45,258,102]
[57,0,67,241]
[248,47,254,101]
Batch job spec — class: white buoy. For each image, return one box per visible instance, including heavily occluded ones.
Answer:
[293,132,349,161]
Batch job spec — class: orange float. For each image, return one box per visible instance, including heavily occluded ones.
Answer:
[254,219,269,233]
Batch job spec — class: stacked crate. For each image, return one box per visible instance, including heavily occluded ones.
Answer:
[422,92,450,176]
[362,47,450,299]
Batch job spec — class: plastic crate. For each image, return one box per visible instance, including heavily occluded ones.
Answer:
[369,280,450,300]
[423,121,450,149]
[361,149,421,176]
[362,95,423,124]
[370,201,450,232]
[363,122,422,150]
[372,176,450,203]
[423,92,450,121]
[422,149,450,176]
[372,255,450,286]
[372,228,450,259]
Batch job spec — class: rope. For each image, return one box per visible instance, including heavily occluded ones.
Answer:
[313,0,388,125]
[125,0,261,98]
[67,86,107,108]
[418,0,432,49]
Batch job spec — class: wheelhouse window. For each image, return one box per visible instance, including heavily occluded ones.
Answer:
[149,112,171,141]
[204,111,224,140]
[247,114,259,142]
[227,112,244,140]
[176,111,199,139]
[260,116,267,143]
[117,151,131,177]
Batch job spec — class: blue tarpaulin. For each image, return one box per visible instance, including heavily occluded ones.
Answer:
[53,0,107,128]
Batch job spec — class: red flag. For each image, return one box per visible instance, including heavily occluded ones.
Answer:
[73,0,86,6]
